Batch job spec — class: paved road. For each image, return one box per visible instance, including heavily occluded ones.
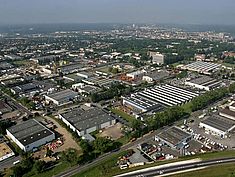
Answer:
[116,157,235,177]
[54,131,159,177]
[0,156,21,171]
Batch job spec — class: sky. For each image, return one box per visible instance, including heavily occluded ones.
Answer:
[0,0,235,25]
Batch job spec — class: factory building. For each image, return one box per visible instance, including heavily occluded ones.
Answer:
[199,115,235,138]
[6,119,55,152]
[58,107,116,136]
[123,84,198,113]
[44,89,78,106]
[181,61,221,75]
[185,76,222,91]
[155,126,192,149]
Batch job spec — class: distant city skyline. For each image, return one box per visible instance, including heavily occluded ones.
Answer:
[0,0,235,25]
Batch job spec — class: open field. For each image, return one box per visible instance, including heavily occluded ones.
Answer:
[171,163,235,177]
[110,108,135,123]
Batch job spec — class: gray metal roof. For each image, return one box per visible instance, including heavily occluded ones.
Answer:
[46,89,78,101]
[60,107,115,131]
[201,115,235,132]
[7,119,54,146]
[157,126,191,146]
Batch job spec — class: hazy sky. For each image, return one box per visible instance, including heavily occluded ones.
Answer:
[1,0,235,25]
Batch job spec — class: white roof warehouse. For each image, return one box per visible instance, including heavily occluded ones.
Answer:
[6,119,55,152]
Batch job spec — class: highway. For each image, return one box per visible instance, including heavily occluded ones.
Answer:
[116,157,235,177]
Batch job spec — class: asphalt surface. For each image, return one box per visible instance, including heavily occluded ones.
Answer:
[0,156,21,171]
[117,157,235,177]
[54,131,159,177]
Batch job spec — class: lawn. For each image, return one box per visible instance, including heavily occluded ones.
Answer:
[116,136,131,145]
[72,151,129,177]
[110,108,135,123]
[181,150,235,161]
[27,162,71,177]
[171,163,235,177]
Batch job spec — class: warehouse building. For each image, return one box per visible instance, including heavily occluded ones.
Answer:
[58,107,116,136]
[123,84,198,113]
[6,119,55,152]
[44,89,78,106]
[11,83,40,97]
[185,76,222,91]
[181,61,221,75]
[219,108,235,121]
[199,115,235,138]
[155,126,192,149]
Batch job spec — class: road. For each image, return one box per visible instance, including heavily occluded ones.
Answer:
[54,131,159,177]
[0,156,21,171]
[116,157,235,177]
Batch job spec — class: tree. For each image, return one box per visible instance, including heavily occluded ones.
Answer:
[33,160,46,174]
[0,120,15,134]
[61,148,79,165]
[80,139,92,154]
[12,165,24,177]
[92,137,114,154]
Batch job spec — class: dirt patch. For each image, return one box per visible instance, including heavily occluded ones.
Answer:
[99,123,123,140]
[44,116,81,153]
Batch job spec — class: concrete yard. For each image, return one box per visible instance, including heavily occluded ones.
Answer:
[99,123,124,140]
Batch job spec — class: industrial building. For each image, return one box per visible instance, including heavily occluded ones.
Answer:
[155,126,192,149]
[11,83,40,97]
[123,84,198,113]
[181,61,221,75]
[142,70,170,83]
[185,76,222,91]
[148,52,165,65]
[126,70,146,80]
[0,142,15,162]
[219,108,235,121]
[44,89,78,106]
[58,107,116,136]
[199,115,235,138]
[6,119,55,152]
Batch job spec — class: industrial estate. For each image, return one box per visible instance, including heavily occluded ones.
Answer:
[0,22,235,177]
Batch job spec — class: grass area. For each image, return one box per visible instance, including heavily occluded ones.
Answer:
[12,60,29,66]
[171,163,235,177]
[116,136,131,145]
[72,150,235,177]
[221,62,235,68]
[96,67,110,73]
[72,151,129,177]
[110,108,135,123]
[30,162,71,177]
[180,150,235,161]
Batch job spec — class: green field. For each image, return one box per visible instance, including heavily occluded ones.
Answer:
[73,150,235,177]
[24,162,71,177]
[72,151,128,177]
[110,108,135,123]
[171,163,235,177]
